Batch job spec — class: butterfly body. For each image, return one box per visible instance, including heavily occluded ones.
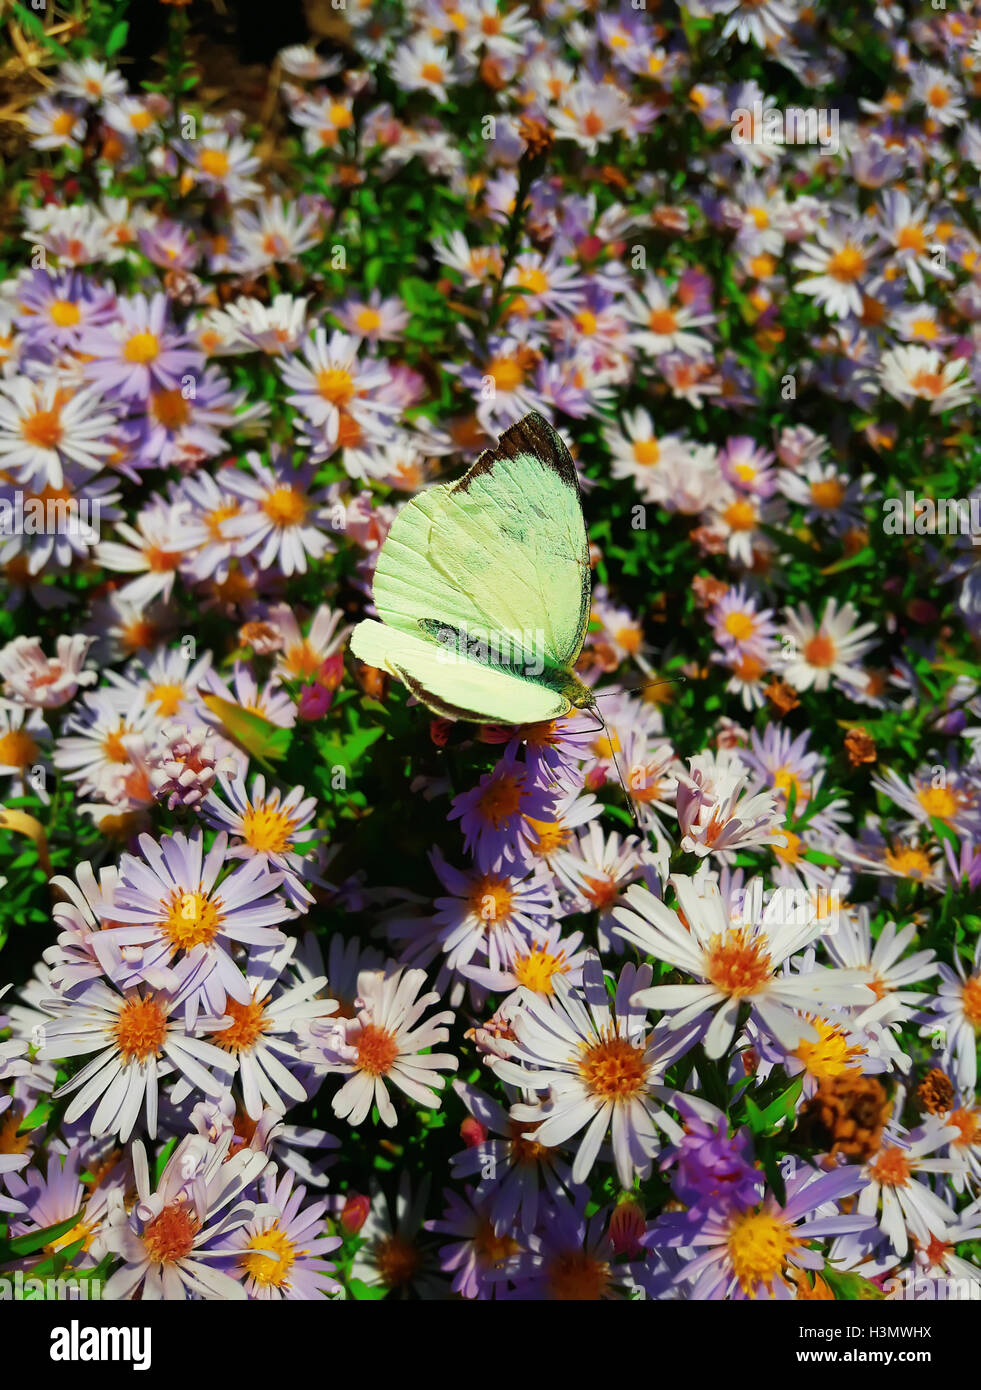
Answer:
[350,412,593,725]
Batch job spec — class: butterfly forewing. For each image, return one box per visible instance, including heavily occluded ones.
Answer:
[370,412,590,680]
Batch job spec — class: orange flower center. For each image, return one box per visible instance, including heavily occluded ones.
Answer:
[199,148,230,178]
[21,406,64,450]
[577,1029,648,1100]
[375,1234,421,1288]
[143,1202,199,1263]
[0,729,39,767]
[705,928,772,996]
[648,308,678,335]
[356,1022,399,1076]
[869,1146,912,1187]
[547,1250,610,1300]
[469,875,514,922]
[477,773,523,828]
[114,995,167,1062]
[803,633,836,667]
[215,995,269,1053]
[962,975,981,1028]
[151,389,191,430]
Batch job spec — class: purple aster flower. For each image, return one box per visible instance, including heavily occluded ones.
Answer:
[221,1167,342,1299]
[488,1196,637,1300]
[449,753,555,873]
[649,1161,875,1299]
[98,829,291,1026]
[661,1094,760,1215]
[80,291,204,400]
[15,268,115,350]
[427,1186,517,1300]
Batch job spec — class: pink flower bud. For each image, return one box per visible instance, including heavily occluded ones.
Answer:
[298,682,333,721]
[460,1116,487,1149]
[340,1193,370,1235]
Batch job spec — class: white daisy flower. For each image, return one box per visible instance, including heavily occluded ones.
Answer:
[491,952,690,1188]
[37,949,229,1141]
[323,966,457,1128]
[613,874,875,1058]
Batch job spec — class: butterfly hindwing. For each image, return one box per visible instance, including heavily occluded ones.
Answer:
[350,620,571,724]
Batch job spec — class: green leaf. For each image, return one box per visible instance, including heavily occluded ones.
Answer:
[745,1076,803,1135]
[106,20,128,55]
[6,1210,84,1258]
[200,695,293,771]
[822,1265,885,1300]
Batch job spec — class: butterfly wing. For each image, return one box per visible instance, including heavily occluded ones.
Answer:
[350,620,571,723]
[370,412,590,673]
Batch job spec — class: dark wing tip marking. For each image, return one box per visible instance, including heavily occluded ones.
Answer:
[454,410,581,497]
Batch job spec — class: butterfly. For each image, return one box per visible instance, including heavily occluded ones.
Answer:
[349,411,596,726]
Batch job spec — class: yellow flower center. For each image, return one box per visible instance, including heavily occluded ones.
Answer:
[355,307,382,333]
[241,802,297,854]
[917,785,960,822]
[793,1018,863,1080]
[724,611,756,641]
[241,1223,299,1286]
[724,499,757,531]
[884,844,932,878]
[828,245,867,282]
[123,331,160,364]
[525,817,569,856]
[632,438,659,466]
[159,887,224,951]
[487,356,524,391]
[316,367,355,404]
[727,1209,797,1296]
[147,682,185,716]
[199,148,230,178]
[262,485,308,526]
[513,947,568,995]
[50,300,81,327]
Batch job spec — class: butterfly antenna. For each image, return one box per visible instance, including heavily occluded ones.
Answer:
[593,675,687,700]
[593,701,645,840]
